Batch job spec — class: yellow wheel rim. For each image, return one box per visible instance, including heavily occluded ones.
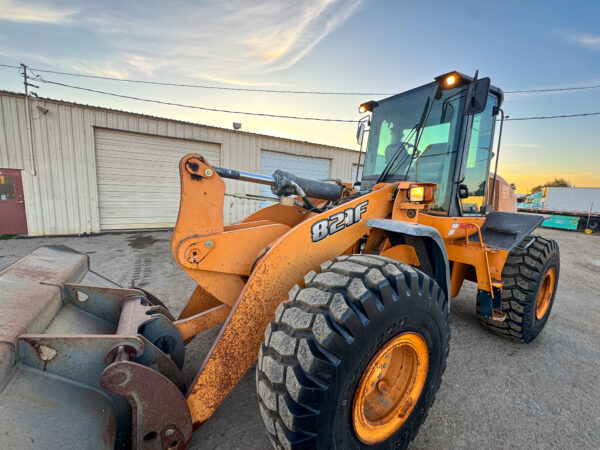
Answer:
[535,267,555,320]
[352,332,429,445]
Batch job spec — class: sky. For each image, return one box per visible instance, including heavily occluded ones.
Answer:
[0,0,598,192]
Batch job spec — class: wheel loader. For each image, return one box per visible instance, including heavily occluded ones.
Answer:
[0,71,560,449]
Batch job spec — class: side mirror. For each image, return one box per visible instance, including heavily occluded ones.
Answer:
[464,77,491,115]
[458,184,469,199]
[356,121,366,146]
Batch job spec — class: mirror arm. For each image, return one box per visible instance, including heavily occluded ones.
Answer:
[355,138,364,187]
[354,115,371,187]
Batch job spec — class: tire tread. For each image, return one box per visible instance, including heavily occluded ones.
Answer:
[477,236,559,342]
[256,255,450,449]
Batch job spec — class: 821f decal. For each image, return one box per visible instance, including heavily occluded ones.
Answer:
[311,200,369,242]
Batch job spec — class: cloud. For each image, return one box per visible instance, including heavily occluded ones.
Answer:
[194,73,284,87]
[120,0,364,80]
[0,0,76,24]
[565,32,600,51]
[0,0,363,85]
[237,0,363,72]
[0,48,130,79]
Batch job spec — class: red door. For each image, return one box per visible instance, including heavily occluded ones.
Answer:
[0,169,28,235]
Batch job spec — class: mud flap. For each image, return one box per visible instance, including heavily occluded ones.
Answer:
[477,285,502,319]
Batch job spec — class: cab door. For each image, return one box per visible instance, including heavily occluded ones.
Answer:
[460,96,498,215]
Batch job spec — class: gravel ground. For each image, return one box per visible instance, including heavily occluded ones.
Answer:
[1,228,599,449]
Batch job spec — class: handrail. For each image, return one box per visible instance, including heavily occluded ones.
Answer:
[464,222,494,291]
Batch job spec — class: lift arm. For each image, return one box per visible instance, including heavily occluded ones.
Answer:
[171,153,396,428]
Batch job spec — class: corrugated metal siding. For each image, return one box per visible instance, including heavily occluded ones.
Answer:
[0,91,359,235]
[95,129,221,229]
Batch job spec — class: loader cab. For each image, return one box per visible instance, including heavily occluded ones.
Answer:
[359,72,504,217]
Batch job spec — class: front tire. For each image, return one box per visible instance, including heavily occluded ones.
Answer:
[477,236,559,342]
[256,255,450,449]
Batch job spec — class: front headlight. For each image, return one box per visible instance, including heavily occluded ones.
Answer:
[409,186,425,202]
[408,184,435,202]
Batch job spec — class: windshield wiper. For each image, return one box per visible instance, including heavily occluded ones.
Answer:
[402,96,434,181]
[376,97,431,184]
[375,126,418,184]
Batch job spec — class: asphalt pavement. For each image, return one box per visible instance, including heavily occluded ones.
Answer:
[1,228,599,449]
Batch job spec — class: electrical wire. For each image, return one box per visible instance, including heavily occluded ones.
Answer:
[3,68,597,123]
[3,62,600,96]
[36,76,357,123]
[29,66,392,96]
[505,85,600,94]
[34,75,600,123]
[504,112,600,121]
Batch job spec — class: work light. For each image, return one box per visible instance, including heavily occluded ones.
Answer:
[358,100,379,114]
[408,185,435,202]
[434,71,468,90]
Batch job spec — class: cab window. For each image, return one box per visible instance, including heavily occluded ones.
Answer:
[461,95,497,215]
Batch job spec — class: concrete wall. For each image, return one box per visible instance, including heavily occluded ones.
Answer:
[0,91,359,235]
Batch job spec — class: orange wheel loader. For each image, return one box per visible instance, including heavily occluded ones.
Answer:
[0,71,559,449]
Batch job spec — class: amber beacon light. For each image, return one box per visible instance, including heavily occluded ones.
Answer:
[358,100,379,114]
[445,74,456,87]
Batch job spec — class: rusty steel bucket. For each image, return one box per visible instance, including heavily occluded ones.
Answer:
[0,246,191,449]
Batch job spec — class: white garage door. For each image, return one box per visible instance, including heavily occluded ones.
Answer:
[95,129,220,230]
[260,151,331,208]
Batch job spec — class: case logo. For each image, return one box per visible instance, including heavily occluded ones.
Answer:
[311,200,369,242]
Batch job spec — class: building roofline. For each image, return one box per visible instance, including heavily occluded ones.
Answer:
[0,89,358,154]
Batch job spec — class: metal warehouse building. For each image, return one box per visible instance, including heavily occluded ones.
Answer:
[0,91,360,236]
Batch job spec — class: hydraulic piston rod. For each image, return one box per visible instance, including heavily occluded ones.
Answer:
[213,166,275,186]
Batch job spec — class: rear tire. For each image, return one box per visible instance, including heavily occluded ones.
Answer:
[256,255,450,449]
[587,218,599,232]
[477,236,559,343]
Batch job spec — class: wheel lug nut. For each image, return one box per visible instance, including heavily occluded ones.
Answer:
[377,380,390,394]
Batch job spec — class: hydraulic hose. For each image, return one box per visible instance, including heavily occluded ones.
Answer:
[271,170,343,201]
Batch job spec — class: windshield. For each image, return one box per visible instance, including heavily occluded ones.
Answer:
[362,83,466,213]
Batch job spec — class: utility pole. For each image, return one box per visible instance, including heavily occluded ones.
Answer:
[21,64,37,176]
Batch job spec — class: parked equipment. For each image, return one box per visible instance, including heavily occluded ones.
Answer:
[0,71,560,449]
[518,186,600,232]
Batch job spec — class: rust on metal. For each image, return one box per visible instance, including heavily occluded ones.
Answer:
[168,152,515,429]
[177,286,222,320]
[352,332,429,445]
[183,183,396,427]
[174,304,231,342]
[101,360,192,449]
[116,296,172,335]
[176,222,290,275]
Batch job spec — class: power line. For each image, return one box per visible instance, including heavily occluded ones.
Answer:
[36,76,357,122]
[36,75,600,123]
[29,66,391,96]
[505,112,600,121]
[4,62,600,96]
[505,85,600,94]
